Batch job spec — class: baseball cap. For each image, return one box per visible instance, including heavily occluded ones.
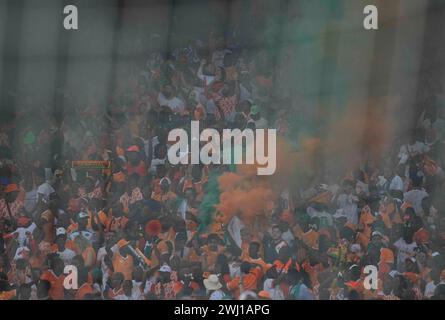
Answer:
[56,227,67,236]
[371,230,383,238]
[159,264,172,273]
[78,211,89,219]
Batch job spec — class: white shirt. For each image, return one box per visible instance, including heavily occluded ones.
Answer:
[394,238,418,272]
[404,189,428,216]
[263,278,285,300]
[24,190,38,213]
[424,281,437,299]
[337,194,359,225]
[389,175,404,192]
[157,93,185,114]
[57,248,76,265]
[14,222,37,246]
[209,290,224,300]
[37,182,55,201]
[131,281,144,300]
[398,142,430,164]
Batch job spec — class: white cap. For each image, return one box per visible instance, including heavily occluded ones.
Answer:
[56,227,67,236]
[350,244,361,253]
[159,264,172,273]
[371,231,383,238]
[78,211,89,219]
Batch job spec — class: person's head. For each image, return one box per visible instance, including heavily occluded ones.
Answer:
[123,280,133,297]
[162,84,175,99]
[278,246,291,263]
[402,228,414,244]
[265,266,278,279]
[207,234,220,250]
[342,180,354,194]
[348,265,361,281]
[77,212,89,229]
[240,262,252,275]
[271,225,282,241]
[159,265,172,283]
[159,176,170,192]
[239,100,252,115]
[50,256,65,276]
[4,184,19,203]
[215,67,225,81]
[132,266,144,283]
[37,280,51,300]
[154,143,167,160]
[248,242,261,259]
[370,231,384,246]
[184,187,196,202]
[55,234,67,249]
[383,273,396,295]
[383,167,391,179]
[119,243,131,258]
[405,258,419,273]
[111,272,124,290]
[287,268,302,286]
[434,284,445,300]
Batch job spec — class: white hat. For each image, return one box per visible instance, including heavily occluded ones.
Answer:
[56,227,67,236]
[371,230,383,238]
[78,211,89,219]
[350,244,361,254]
[159,264,172,273]
[203,274,222,291]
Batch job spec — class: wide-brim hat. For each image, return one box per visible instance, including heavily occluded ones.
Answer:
[203,274,222,291]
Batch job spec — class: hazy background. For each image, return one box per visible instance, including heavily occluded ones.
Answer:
[0,0,444,175]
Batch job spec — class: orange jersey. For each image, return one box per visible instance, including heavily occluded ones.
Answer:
[227,267,263,299]
[40,270,65,300]
[112,253,134,280]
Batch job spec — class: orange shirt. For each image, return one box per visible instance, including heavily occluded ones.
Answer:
[82,245,96,268]
[244,257,271,274]
[227,267,263,298]
[40,270,65,300]
[0,290,16,300]
[112,252,134,280]
[75,283,94,300]
[301,229,319,250]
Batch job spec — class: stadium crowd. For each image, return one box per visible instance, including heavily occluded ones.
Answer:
[1,15,445,300]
